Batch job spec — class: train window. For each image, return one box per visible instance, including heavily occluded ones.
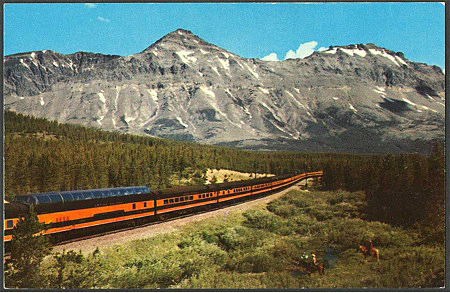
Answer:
[175,198,179,203]
[36,195,52,204]
[110,189,122,196]
[82,191,94,200]
[180,197,185,202]
[190,196,194,200]
[144,202,147,208]
[170,199,174,204]
[47,193,63,203]
[7,220,13,228]
[164,200,168,205]
[60,193,74,202]
[210,193,213,197]
[71,192,84,201]
[132,203,136,209]
[185,197,189,201]
[92,191,103,198]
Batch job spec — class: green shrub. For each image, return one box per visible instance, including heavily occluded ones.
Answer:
[267,201,298,218]
[243,210,287,233]
[371,245,445,288]
[215,226,269,251]
[223,248,283,273]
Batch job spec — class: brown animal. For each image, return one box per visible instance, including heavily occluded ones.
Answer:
[310,253,325,275]
[359,241,380,262]
[359,245,369,257]
[369,240,380,262]
[292,253,325,276]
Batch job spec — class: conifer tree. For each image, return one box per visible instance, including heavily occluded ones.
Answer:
[5,208,51,288]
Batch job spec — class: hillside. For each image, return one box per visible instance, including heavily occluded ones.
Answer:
[4,110,324,197]
[4,29,445,153]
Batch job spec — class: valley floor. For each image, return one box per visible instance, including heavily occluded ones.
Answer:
[39,186,444,289]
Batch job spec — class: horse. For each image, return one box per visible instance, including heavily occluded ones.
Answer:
[359,245,370,257]
[369,240,380,262]
[359,241,380,262]
[309,253,325,275]
[293,253,325,276]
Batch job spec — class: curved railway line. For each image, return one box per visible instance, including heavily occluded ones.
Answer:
[5,171,323,254]
[53,178,314,254]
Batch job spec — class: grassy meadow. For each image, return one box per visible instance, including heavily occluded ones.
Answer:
[36,189,444,289]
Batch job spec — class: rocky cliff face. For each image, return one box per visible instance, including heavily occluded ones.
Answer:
[4,29,445,153]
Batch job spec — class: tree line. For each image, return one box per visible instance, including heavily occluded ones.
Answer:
[4,110,445,237]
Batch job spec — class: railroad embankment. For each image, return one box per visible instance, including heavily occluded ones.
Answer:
[40,188,444,289]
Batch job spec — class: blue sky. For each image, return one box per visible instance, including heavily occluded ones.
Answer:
[4,3,446,68]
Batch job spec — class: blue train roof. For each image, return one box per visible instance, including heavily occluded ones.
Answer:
[14,186,150,205]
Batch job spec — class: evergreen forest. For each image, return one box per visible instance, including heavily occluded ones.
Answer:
[4,110,445,240]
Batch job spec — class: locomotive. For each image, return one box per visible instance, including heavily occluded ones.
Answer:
[4,171,323,246]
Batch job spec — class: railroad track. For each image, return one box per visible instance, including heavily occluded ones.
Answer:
[52,180,310,254]
[5,176,316,258]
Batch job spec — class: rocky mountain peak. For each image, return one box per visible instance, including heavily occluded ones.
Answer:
[141,28,206,53]
[315,43,409,65]
[4,30,445,153]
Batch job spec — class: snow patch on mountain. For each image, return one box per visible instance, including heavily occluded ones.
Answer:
[340,48,367,57]
[176,50,197,65]
[324,48,338,54]
[176,116,188,128]
[242,62,259,78]
[369,49,400,66]
[147,89,158,102]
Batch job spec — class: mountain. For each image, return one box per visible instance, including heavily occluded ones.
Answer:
[4,29,445,153]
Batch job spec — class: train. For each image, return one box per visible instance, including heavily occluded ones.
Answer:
[4,171,323,247]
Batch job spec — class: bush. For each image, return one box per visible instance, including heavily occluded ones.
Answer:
[371,245,445,288]
[242,210,288,234]
[223,247,284,273]
[215,226,269,251]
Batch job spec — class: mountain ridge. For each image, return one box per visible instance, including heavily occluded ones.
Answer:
[4,29,445,153]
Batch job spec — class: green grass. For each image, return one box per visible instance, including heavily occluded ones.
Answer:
[37,190,444,289]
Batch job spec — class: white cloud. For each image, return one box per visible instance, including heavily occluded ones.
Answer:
[285,41,318,60]
[285,50,297,60]
[84,3,97,8]
[259,40,326,62]
[97,16,111,23]
[261,53,279,61]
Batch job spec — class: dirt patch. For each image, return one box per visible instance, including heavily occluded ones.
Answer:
[204,168,274,184]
